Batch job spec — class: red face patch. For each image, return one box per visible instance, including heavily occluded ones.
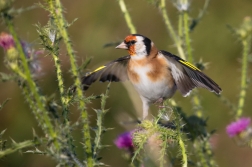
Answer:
[124,35,137,56]
[124,35,137,43]
[128,45,135,55]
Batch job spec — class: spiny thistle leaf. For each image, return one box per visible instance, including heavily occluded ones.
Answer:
[10,138,17,145]
[0,98,10,111]
[72,94,101,104]
[227,16,252,40]
[195,59,210,71]
[0,129,7,151]
[0,72,16,82]
[66,18,78,28]
[132,130,148,163]
[8,5,38,15]
[0,129,6,137]
[36,17,62,54]
[24,147,45,154]
[78,57,92,72]
[189,0,210,32]
[103,41,121,48]
[93,84,110,164]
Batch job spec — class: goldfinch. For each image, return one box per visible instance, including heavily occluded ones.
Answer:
[81,34,222,119]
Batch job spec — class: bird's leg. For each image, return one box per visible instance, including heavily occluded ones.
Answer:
[142,100,150,120]
[155,98,173,122]
[154,98,165,109]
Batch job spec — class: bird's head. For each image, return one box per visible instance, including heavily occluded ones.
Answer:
[116,34,152,57]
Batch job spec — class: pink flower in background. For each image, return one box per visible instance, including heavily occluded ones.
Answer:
[114,131,133,150]
[0,32,15,50]
[0,32,43,75]
[226,117,251,137]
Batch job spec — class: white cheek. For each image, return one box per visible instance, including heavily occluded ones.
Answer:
[135,43,146,53]
[132,36,147,58]
[132,43,147,60]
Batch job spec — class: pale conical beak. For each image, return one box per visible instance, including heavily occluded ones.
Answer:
[115,42,128,49]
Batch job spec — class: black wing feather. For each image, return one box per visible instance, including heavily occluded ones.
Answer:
[161,50,222,96]
[81,55,130,90]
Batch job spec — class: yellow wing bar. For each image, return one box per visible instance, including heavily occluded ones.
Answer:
[179,60,201,71]
[85,65,106,76]
[93,66,106,73]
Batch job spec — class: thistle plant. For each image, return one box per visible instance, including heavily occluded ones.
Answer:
[0,0,251,167]
[224,16,252,145]
[116,0,217,166]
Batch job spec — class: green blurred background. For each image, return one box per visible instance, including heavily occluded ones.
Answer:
[0,0,252,166]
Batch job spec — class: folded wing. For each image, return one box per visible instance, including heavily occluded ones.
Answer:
[161,50,222,96]
[81,55,130,90]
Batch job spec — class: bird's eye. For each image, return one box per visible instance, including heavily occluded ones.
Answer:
[130,40,136,45]
[126,40,136,46]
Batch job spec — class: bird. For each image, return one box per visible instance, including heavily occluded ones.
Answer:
[81,34,222,119]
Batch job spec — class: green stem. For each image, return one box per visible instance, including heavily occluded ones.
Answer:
[8,63,27,79]
[0,140,35,158]
[5,14,60,149]
[204,139,217,166]
[22,86,41,121]
[117,0,137,34]
[178,136,187,167]
[236,37,250,118]
[158,0,186,60]
[195,141,208,167]
[194,137,217,167]
[190,0,210,32]
[93,110,102,159]
[179,0,204,126]
[47,0,93,166]
[178,13,183,39]
[199,0,210,21]
[174,107,188,167]
[183,11,193,62]
[181,4,203,118]
[93,85,109,159]
[51,50,70,122]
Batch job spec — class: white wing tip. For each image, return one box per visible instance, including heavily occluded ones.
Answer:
[182,90,192,97]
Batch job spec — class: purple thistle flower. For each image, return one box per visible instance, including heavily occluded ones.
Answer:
[0,32,42,76]
[226,117,251,137]
[0,32,15,50]
[114,131,133,150]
